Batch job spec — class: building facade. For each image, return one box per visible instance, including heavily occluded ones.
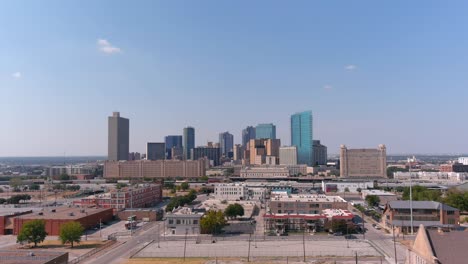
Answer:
[249,138,281,165]
[146,142,166,160]
[240,166,289,178]
[340,144,387,178]
[165,207,203,235]
[103,159,206,179]
[242,126,256,149]
[291,111,314,166]
[255,123,276,139]
[165,135,183,159]
[233,144,243,161]
[279,146,298,165]
[183,127,195,160]
[268,194,348,215]
[313,140,327,165]
[382,201,460,234]
[108,112,129,161]
[191,147,221,166]
[214,183,267,201]
[219,131,234,157]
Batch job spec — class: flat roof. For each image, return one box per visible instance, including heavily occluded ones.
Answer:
[17,206,111,220]
[361,190,396,196]
[0,207,40,217]
[271,194,346,203]
[0,250,66,264]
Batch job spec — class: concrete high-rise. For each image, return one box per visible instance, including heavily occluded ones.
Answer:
[249,139,281,165]
[108,112,129,161]
[313,140,327,165]
[183,127,195,160]
[233,144,243,161]
[291,111,313,166]
[146,142,166,160]
[219,131,234,157]
[191,147,221,166]
[340,144,387,178]
[242,126,256,148]
[279,146,298,165]
[255,123,276,139]
[165,135,183,159]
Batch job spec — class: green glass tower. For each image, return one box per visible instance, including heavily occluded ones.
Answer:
[291,111,313,166]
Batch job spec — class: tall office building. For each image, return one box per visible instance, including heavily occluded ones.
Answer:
[165,135,183,159]
[249,139,281,165]
[146,142,166,160]
[313,140,328,165]
[183,127,195,160]
[219,131,234,157]
[279,146,298,165]
[242,126,256,148]
[108,112,129,161]
[255,123,276,139]
[191,147,221,166]
[233,144,243,161]
[340,144,387,178]
[291,111,313,166]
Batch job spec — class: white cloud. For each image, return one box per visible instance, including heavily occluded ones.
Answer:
[97,39,121,54]
[345,64,357,71]
[324,84,333,90]
[12,72,21,79]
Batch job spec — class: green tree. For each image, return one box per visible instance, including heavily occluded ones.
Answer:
[29,184,40,191]
[356,188,362,193]
[344,187,350,193]
[59,173,70,181]
[181,182,190,191]
[402,186,442,201]
[200,210,227,234]
[325,219,349,233]
[116,183,128,189]
[443,190,468,211]
[224,203,244,219]
[9,177,22,189]
[59,221,84,248]
[17,220,47,247]
[200,175,209,182]
[365,195,380,207]
[7,194,31,204]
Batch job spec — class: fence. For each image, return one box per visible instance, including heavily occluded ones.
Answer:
[68,240,116,264]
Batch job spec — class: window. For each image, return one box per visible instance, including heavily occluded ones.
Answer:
[168,219,173,224]
[176,219,181,225]
[447,210,455,215]
[193,220,198,225]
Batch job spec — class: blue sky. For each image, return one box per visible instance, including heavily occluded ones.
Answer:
[1,0,468,156]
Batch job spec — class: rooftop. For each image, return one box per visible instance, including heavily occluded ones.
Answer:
[0,250,67,264]
[271,194,346,203]
[0,207,39,217]
[17,206,111,220]
[389,201,458,211]
[426,229,468,264]
[361,189,396,196]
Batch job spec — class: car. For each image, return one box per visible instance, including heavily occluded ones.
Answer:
[333,232,343,236]
[375,226,381,230]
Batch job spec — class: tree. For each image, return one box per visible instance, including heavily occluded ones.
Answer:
[116,183,128,189]
[325,219,348,233]
[181,182,190,191]
[17,220,47,247]
[7,194,31,204]
[200,210,227,234]
[9,177,22,189]
[402,186,442,202]
[344,187,350,193]
[365,195,380,207]
[59,221,84,248]
[59,173,70,181]
[225,203,244,219]
[200,175,209,182]
[29,184,40,191]
[443,190,468,212]
[356,188,362,193]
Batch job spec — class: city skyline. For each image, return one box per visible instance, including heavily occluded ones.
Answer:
[2,1,468,156]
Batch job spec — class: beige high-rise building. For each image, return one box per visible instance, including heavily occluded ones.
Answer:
[249,139,281,165]
[233,144,243,161]
[279,146,298,165]
[340,144,387,178]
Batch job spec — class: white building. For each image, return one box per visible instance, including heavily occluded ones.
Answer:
[458,157,468,165]
[321,181,374,193]
[394,171,468,182]
[214,183,266,201]
[240,166,289,178]
[279,146,297,165]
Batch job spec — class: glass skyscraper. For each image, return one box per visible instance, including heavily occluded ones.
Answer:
[183,127,195,160]
[291,111,313,166]
[255,123,276,139]
[242,126,256,148]
[165,135,183,159]
[219,131,234,156]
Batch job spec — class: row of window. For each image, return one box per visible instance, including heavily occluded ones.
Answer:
[168,219,199,225]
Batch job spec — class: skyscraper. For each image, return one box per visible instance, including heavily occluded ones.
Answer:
[108,112,129,161]
[255,123,276,139]
[313,140,328,165]
[242,126,256,148]
[279,146,298,165]
[191,147,221,166]
[146,142,166,160]
[183,127,195,160]
[291,111,313,166]
[165,135,183,159]
[219,131,234,157]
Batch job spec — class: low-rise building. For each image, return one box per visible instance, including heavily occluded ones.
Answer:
[360,189,398,205]
[268,194,348,215]
[406,224,467,264]
[213,183,267,201]
[0,251,68,264]
[14,207,113,236]
[394,171,468,182]
[165,207,204,235]
[240,166,289,178]
[382,201,460,234]
[321,181,374,193]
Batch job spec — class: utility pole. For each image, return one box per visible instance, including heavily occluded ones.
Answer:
[361,210,365,240]
[157,223,160,248]
[355,251,358,264]
[99,218,102,238]
[183,229,188,261]
[392,225,398,264]
[302,223,306,262]
[409,174,414,235]
[248,233,252,262]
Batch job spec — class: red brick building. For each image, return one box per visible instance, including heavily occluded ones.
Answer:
[13,207,113,236]
[0,209,33,235]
